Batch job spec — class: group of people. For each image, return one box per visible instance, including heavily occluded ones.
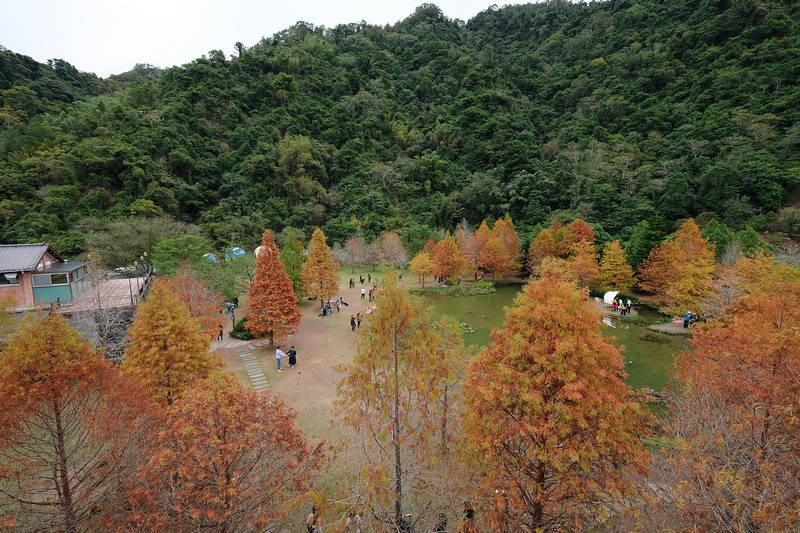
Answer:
[349,274,372,288]
[611,297,632,316]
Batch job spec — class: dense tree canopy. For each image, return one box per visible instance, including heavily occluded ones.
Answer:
[1,0,799,255]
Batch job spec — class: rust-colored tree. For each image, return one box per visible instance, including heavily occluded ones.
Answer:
[467,220,492,275]
[493,214,522,278]
[663,284,800,531]
[301,228,340,308]
[335,282,466,531]
[124,279,224,407]
[558,219,596,257]
[567,238,600,287]
[245,229,302,344]
[478,235,506,281]
[408,251,434,287]
[0,314,160,531]
[433,231,464,282]
[462,272,651,532]
[598,240,636,292]
[527,227,558,272]
[167,263,224,339]
[638,219,716,314]
[126,372,324,532]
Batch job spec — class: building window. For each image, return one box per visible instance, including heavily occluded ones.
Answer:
[51,273,68,285]
[33,274,70,287]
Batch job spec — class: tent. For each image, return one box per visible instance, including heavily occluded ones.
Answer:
[603,291,619,305]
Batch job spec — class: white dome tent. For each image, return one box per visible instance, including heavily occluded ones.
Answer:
[603,291,619,305]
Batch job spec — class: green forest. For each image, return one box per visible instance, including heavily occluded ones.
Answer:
[1,0,799,262]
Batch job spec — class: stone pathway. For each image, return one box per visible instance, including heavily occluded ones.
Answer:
[210,336,252,351]
[236,345,269,391]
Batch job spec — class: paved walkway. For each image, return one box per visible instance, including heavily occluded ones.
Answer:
[236,345,269,391]
[210,336,252,351]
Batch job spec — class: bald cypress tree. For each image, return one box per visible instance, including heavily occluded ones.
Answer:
[300,228,340,308]
[246,229,302,345]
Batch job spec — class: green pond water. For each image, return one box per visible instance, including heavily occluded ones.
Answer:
[422,285,688,392]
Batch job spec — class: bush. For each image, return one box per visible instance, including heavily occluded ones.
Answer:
[229,317,255,340]
[409,280,496,296]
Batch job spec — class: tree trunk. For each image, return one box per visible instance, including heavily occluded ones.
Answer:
[393,335,403,527]
[53,398,77,531]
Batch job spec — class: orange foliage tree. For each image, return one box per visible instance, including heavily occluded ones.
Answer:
[0,314,160,531]
[558,218,596,256]
[167,263,223,339]
[300,228,340,308]
[126,372,324,532]
[335,282,466,530]
[598,240,636,292]
[527,226,558,272]
[701,251,780,317]
[490,215,522,280]
[638,219,716,314]
[462,272,651,531]
[478,235,507,281]
[567,239,600,287]
[433,231,464,282]
[408,250,434,287]
[245,229,301,344]
[664,284,800,531]
[124,279,224,407]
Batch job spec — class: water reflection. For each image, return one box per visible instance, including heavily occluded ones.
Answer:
[421,285,686,392]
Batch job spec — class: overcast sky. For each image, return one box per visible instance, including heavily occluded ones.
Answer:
[2,0,503,78]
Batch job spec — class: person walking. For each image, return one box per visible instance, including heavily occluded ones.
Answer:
[350,315,356,331]
[217,325,223,341]
[288,346,297,368]
[276,346,285,371]
[361,288,366,299]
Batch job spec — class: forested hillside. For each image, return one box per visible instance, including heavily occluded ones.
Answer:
[1,0,798,259]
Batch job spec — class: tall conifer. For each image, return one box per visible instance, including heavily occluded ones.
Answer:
[462,272,651,531]
[246,229,302,344]
[124,279,223,406]
[300,228,340,308]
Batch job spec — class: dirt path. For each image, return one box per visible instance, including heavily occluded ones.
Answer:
[215,272,399,441]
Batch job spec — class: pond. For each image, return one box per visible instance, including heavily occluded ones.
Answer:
[421,285,688,392]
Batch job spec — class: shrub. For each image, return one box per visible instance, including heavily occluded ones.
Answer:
[229,317,255,340]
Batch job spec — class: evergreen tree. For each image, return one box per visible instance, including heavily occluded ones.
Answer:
[627,215,668,270]
[246,229,302,345]
[701,219,735,260]
[278,228,306,296]
[737,226,767,257]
